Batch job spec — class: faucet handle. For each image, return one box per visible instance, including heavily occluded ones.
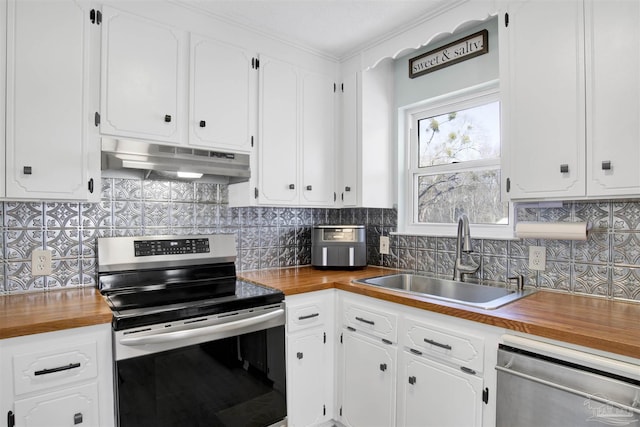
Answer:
[507,274,524,291]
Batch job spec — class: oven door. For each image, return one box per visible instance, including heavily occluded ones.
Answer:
[113,304,286,427]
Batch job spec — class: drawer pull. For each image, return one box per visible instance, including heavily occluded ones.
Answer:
[34,362,81,376]
[461,366,476,375]
[355,316,375,326]
[424,338,452,350]
[410,348,423,355]
[298,313,320,321]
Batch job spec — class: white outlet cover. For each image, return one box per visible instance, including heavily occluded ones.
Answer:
[32,249,53,276]
[380,236,390,255]
[528,246,546,271]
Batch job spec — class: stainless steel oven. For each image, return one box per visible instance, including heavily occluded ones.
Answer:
[97,235,287,427]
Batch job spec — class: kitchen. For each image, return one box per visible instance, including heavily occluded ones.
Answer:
[1,0,639,426]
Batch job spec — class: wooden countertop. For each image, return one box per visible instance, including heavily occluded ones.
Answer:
[0,287,112,340]
[240,266,640,360]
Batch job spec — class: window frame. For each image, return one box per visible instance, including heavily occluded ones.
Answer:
[397,79,514,239]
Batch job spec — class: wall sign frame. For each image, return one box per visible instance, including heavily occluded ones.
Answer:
[409,29,489,79]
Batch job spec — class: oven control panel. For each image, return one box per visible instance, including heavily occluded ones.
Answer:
[134,238,210,256]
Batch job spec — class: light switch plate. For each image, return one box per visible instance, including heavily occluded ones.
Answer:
[32,249,52,276]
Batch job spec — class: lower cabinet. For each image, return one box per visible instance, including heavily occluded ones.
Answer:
[0,324,114,427]
[397,351,483,427]
[285,291,334,427]
[339,329,397,427]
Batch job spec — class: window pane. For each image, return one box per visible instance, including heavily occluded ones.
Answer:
[418,101,500,167]
[416,169,508,224]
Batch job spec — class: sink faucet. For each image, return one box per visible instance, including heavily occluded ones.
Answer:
[453,214,479,282]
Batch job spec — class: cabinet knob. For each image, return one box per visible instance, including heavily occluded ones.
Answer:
[560,164,569,173]
[297,352,303,360]
[289,184,295,190]
[306,185,312,191]
[345,186,351,192]
[23,166,32,175]
[379,363,387,372]
[164,114,172,123]
[602,160,612,171]
[199,120,206,128]
[74,413,83,425]
[408,376,417,385]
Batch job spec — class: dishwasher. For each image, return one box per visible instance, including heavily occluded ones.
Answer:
[496,335,640,426]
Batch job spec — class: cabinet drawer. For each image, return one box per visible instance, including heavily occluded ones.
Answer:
[13,381,99,427]
[12,341,99,396]
[341,296,397,342]
[287,298,327,333]
[402,316,484,373]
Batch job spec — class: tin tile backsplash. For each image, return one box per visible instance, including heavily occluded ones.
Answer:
[0,178,639,302]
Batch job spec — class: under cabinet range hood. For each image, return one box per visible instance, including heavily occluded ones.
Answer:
[101,138,250,183]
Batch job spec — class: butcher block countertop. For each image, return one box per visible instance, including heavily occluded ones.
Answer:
[1,266,638,361]
[0,287,112,340]
[239,266,640,360]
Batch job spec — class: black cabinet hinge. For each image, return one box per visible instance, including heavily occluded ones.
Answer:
[333,192,336,202]
[251,136,254,147]
[323,405,326,416]
[94,112,100,127]
[340,407,343,417]
[333,83,336,93]
[254,187,259,199]
[506,177,511,193]
[323,332,326,343]
[483,387,489,404]
[340,333,343,344]
[90,9,102,25]
[7,411,15,427]
[505,12,509,27]
[252,57,260,69]
[341,83,344,92]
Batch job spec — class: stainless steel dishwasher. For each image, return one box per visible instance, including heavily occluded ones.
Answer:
[496,335,640,427]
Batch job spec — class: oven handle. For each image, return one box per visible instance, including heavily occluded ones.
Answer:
[119,308,284,346]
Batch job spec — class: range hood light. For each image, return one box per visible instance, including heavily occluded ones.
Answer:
[176,171,204,179]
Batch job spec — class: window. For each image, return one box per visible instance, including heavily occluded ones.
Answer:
[398,81,513,238]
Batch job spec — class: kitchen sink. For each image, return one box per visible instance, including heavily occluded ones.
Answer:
[352,274,536,310]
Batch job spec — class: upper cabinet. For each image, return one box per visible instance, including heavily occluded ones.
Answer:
[340,57,394,208]
[189,34,255,153]
[100,6,186,144]
[4,0,100,201]
[0,0,6,198]
[243,54,336,207]
[585,0,640,197]
[502,0,640,200]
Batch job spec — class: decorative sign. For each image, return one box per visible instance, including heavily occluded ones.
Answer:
[409,30,488,78]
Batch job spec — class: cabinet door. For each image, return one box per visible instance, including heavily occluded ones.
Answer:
[586,0,640,196]
[100,6,184,143]
[502,0,586,199]
[190,35,254,153]
[0,0,6,198]
[287,329,330,427]
[341,330,396,427]
[258,55,298,205]
[300,71,335,206]
[341,70,358,207]
[13,382,99,427]
[398,352,483,427]
[5,0,97,200]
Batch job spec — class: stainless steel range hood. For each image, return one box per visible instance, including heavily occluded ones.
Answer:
[101,138,250,183]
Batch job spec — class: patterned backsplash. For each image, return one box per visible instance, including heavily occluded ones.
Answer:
[0,178,638,302]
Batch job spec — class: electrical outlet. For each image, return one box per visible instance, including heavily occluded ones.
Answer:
[528,246,546,271]
[380,236,390,255]
[32,249,52,276]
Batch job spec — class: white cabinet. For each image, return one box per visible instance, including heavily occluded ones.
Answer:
[286,291,334,427]
[338,293,398,427]
[398,351,483,427]
[397,315,487,427]
[0,324,115,427]
[100,6,186,144]
[189,34,255,153]
[0,0,5,198]
[4,0,100,201]
[339,56,394,208]
[585,0,640,197]
[244,54,336,207]
[502,0,640,200]
[340,329,397,427]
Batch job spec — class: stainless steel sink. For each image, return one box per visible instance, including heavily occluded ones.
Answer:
[353,274,535,310]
